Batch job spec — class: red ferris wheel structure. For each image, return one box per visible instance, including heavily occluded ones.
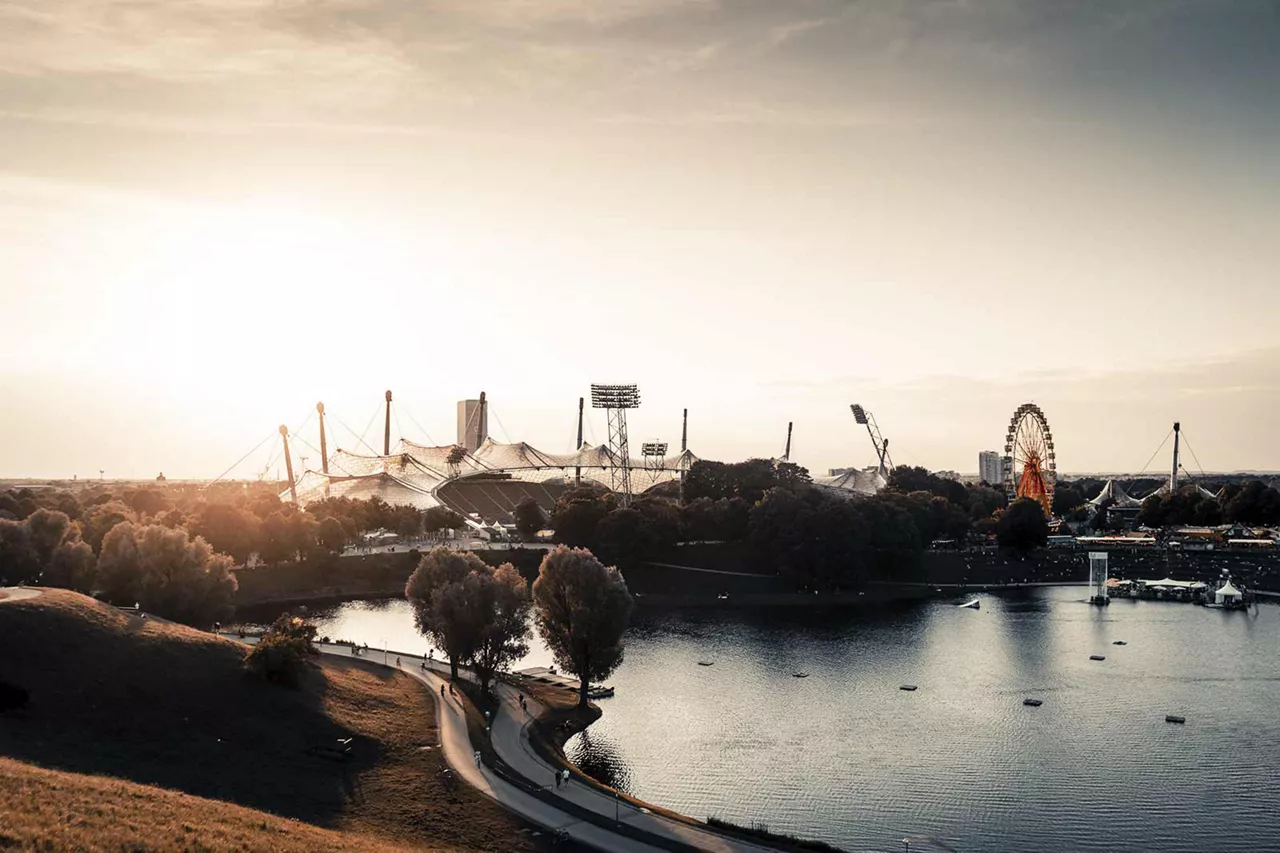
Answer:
[1003,403,1056,517]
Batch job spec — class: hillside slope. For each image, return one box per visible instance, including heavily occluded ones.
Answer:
[0,756,416,853]
[0,589,550,852]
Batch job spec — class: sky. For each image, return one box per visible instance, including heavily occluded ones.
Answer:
[1,0,1278,480]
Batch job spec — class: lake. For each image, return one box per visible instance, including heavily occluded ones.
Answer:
[237,589,1280,852]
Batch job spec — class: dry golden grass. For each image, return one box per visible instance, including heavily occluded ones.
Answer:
[0,756,416,853]
[0,590,562,852]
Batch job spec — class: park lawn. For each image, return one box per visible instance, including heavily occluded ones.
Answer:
[0,589,554,852]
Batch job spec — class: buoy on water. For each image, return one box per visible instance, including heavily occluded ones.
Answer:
[1089,655,1106,661]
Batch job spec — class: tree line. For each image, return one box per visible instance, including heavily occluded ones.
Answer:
[0,484,465,628]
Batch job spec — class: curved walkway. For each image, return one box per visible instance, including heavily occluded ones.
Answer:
[0,587,42,604]
[233,636,786,853]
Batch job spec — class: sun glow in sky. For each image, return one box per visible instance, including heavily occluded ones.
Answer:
[2,1,1278,479]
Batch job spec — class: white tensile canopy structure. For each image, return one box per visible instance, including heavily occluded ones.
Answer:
[813,467,887,497]
[1214,580,1242,605]
[1088,479,1145,509]
[285,437,697,515]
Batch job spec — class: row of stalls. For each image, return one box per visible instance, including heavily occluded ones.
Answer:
[1107,576,1249,609]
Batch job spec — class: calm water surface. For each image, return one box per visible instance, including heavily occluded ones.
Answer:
[242,590,1280,852]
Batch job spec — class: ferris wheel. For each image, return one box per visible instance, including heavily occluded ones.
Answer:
[1003,403,1056,516]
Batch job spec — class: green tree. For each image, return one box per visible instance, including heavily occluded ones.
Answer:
[423,506,466,538]
[95,523,238,626]
[190,503,261,565]
[470,563,532,694]
[405,547,486,680]
[245,613,319,687]
[79,501,136,554]
[23,509,74,568]
[1052,483,1087,516]
[532,546,633,708]
[997,499,1049,553]
[43,539,97,592]
[514,497,546,541]
[316,516,349,554]
[1224,480,1280,525]
[123,488,171,518]
[550,489,614,549]
[595,508,652,570]
[0,519,40,585]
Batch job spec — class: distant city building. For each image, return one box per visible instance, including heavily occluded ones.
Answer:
[457,399,488,451]
[978,451,1005,486]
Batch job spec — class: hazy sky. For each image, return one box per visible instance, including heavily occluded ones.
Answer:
[2,0,1278,479]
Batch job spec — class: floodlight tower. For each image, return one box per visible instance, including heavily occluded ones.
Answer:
[851,403,894,479]
[642,441,669,484]
[383,390,393,456]
[591,384,640,504]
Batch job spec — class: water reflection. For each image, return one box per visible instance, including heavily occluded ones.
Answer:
[240,589,1280,852]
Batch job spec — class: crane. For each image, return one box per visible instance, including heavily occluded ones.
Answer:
[850,403,894,479]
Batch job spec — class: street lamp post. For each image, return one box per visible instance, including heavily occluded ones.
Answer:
[615,791,620,825]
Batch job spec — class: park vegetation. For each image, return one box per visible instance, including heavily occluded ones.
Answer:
[532,546,633,708]
[0,482,465,627]
[405,548,532,691]
[246,612,321,687]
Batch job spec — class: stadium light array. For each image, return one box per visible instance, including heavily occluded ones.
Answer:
[850,403,868,425]
[642,442,668,457]
[591,384,640,409]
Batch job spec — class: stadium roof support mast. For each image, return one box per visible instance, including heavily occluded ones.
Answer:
[1171,421,1181,494]
[850,404,894,479]
[784,422,794,461]
[477,391,488,449]
[591,384,640,506]
[575,396,584,485]
[316,402,329,474]
[279,424,297,503]
[384,390,393,456]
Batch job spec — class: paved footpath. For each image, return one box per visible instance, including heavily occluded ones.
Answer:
[237,637,785,853]
[0,587,43,604]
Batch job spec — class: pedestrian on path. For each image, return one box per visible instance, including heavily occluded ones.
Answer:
[474,750,482,768]
[440,684,445,697]
[396,656,401,667]
[554,771,561,789]
[561,769,570,788]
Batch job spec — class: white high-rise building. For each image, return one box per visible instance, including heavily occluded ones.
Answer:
[457,399,488,451]
[978,451,1005,487]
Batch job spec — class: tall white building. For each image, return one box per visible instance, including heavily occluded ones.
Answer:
[978,451,1005,487]
[457,399,488,451]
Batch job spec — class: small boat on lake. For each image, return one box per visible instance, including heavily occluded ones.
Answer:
[587,686,615,699]
[793,672,810,678]
[959,599,981,610]
[697,661,714,667]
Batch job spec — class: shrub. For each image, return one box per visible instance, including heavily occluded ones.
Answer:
[245,613,319,687]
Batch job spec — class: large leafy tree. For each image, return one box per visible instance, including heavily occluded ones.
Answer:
[189,503,261,565]
[997,499,1049,553]
[405,547,486,680]
[514,497,546,541]
[95,522,237,626]
[0,519,40,586]
[470,563,532,694]
[532,546,633,708]
[79,501,137,554]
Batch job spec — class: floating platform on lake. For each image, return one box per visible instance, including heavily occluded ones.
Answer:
[1090,655,1106,661]
[1023,698,1043,707]
[1166,715,1186,724]
[900,684,918,691]
[516,666,613,698]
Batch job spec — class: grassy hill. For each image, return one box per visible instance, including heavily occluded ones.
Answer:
[0,589,554,852]
[0,756,413,853]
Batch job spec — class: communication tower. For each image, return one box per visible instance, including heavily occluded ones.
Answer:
[591,384,640,504]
